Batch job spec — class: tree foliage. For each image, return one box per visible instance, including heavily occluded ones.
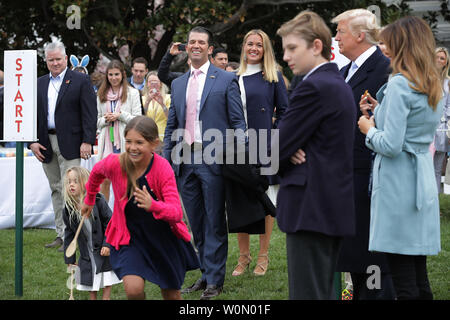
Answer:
[0,0,411,77]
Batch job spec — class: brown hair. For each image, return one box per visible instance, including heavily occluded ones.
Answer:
[277,11,332,61]
[119,116,159,199]
[132,57,148,69]
[97,59,128,104]
[380,16,442,110]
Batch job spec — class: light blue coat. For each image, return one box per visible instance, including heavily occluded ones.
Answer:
[366,74,442,256]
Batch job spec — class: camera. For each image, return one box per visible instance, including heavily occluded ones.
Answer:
[178,43,186,51]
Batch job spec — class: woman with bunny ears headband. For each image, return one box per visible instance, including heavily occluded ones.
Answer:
[70,54,90,74]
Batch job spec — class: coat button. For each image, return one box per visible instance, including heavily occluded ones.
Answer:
[261,107,266,112]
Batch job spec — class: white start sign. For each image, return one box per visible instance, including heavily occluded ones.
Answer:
[3,50,37,142]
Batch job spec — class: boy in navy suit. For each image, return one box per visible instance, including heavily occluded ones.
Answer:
[276,11,356,299]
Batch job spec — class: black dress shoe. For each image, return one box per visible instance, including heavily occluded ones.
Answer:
[45,237,63,248]
[181,278,207,294]
[200,285,223,300]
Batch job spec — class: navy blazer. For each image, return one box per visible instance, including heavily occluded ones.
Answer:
[242,71,288,184]
[243,71,288,130]
[276,63,356,236]
[35,68,97,163]
[340,47,390,170]
[163,64,247,176]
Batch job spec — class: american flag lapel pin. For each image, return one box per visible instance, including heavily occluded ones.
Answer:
[210,75,216,79]
[66,79,70,84]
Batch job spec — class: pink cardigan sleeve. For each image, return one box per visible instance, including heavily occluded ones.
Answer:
[85,154,117,206]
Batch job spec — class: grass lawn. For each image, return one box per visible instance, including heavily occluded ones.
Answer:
[0,196,449,300]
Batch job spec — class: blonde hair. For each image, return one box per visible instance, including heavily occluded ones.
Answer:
[380,16,442,110]
[331,9,380,45]
[142,70,169,97]
[277,10,332,61]
[63,166,91,223]
[237,29,279,83]
[436,47,450,82]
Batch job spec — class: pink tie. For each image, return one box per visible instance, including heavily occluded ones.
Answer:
[185,69,201,145]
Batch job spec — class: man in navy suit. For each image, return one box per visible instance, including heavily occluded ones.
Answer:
[29,41,96,251]
[163,27,247,300]
[332,9,395,300]
[276,11,356,300]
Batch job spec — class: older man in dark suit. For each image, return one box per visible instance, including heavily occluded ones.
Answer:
[276,11,356,300]
[332,9,395,300]
[29,41,97,251]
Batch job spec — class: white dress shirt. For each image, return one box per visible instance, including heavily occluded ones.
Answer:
[345,45,377,83]
[186,61,210,143]
[47,67,68,129]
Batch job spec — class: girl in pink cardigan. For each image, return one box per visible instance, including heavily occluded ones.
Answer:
[81,116,199,300]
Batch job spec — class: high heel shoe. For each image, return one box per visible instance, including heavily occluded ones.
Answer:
[253,253,269,276]
[232,253,252,276]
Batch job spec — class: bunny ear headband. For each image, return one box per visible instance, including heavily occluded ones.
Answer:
[70,54,90,74]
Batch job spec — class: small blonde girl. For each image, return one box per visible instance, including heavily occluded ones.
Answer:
[62,166,121,300]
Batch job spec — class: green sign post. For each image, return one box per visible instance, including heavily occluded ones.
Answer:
[15,142,24,296]
[4,49,37,297]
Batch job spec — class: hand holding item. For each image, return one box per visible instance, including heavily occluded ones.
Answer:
[358,115,375,135]
[104,111,120,123]
[154,90,165,108]
[133,185,153,211]
[169,42,184,56]
[81,202,94,218]
[100,246,110,256]
[360,90,378,118]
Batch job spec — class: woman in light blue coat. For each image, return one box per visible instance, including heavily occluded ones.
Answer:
[358,16,443,300]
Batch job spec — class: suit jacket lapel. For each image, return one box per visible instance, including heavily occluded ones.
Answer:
[340,62,351,79]
[41,76,50,117]
[55,69,72,109]
[347,48,383,89]
[199,66,217,113]
[179,71,190,126]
